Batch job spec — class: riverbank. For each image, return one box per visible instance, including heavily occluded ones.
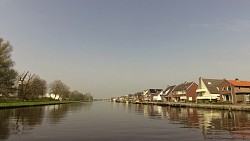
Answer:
[0,100,78,109]
[133,102,250,111]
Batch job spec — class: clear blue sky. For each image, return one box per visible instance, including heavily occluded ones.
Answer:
[1,0,250,99]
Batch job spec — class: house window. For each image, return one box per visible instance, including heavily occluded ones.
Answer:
[222,87,226,91]
[197,93,203,96]
[245,95,250,102]
[176,90,185,94]
[227,86,231,91]
[208,82,211,85]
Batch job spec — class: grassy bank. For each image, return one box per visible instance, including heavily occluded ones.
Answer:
[0,99,78,109]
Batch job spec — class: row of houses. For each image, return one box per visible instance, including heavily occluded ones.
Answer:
[115,77,250,104]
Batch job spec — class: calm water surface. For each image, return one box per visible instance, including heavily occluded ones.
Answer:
[1,101,250,141]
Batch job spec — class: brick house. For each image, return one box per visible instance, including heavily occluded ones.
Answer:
[172,82,198,102]
[219,79,250,104]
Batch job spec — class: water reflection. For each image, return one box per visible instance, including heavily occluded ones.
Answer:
[121,103,250,140]
[10,107,44,135]
[0,103,90,140]
[2,102,250,140]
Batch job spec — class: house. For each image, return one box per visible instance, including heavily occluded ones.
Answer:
[172,82,198,102]
[110,97,116,102]
[117,96,126,102]
[161,85,176,102]
[133,92,144,102]
[143,89,162,102]
[153,90,163,102]
[196,77,223,102]
[45,93,62,100]
[219,78,250,104]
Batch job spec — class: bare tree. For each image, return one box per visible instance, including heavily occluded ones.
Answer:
[29,76,47,99]
[49,80,70,100]
[17,71,35,100]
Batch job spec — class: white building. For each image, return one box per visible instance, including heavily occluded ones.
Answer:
[196,77,223,101]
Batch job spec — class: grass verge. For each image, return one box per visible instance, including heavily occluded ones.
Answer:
[0,100,78,109]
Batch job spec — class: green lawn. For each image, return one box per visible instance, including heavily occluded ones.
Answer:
[0,100,77,108]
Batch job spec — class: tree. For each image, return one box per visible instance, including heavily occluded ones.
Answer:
[0,38,18,99]
[17,72,47,100]
[69,90,84,101]
[29,76,47,99]
[69,91,93,101]
[17,71,35,100]
[49,80,70,100]
[83,92,93,101]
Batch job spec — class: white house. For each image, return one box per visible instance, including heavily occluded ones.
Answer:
[153,90,163,101]
[44,93,62,100]
[196,77,223,101]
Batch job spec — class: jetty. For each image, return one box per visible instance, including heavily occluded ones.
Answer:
[132,102,250,111]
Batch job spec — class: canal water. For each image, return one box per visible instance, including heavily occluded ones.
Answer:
[1,101,250,141]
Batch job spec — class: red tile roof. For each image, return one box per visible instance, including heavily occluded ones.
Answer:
[227,80,250,87]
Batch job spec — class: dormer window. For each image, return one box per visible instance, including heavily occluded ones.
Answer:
[222,87,226,91]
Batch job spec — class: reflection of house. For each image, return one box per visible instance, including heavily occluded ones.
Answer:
[197,109,221,131]
[172,82,198,102]
[161,85,176,102]
[196,77,223,102]
[219,79,250,104]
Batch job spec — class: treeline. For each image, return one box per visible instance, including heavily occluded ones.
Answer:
[0,38,93,101]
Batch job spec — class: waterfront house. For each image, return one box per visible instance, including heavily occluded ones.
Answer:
[132,92,143,102]
[219,79,250,104]
[161,85,176,102]
[125,94,133,102]
[143,89,162,102]
[172,82,198,102]
[196,77,223,102]
[153,90,163,102]
[117,96,126,102]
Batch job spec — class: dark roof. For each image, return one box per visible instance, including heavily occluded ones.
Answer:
[202,78,223,94]
[173,82,194,91]
[149,89,156,93]
[162,85,176,96]
[148,89,162,93]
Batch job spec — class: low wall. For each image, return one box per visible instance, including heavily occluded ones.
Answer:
[133,102,250,111]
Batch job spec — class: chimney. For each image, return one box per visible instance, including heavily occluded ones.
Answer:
[235,78,240,82]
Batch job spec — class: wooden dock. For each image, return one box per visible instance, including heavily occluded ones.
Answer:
[132,102,250,111]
